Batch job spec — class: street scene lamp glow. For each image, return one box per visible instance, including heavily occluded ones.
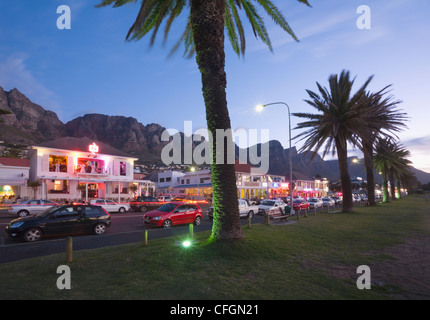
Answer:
[255,104,265,112]
[182,240,192,248]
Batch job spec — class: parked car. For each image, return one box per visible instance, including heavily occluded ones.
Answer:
[322,197,335,206]
[208,199,259,220]
[331,196,343,205]
[308,198,323,209]
[292,199,310,210]
[143,202,203,229]
[5,204,111,242]
[130,196,162,213]
[157,196,172,202]
[9,199,59,217]
[258,199,287,215]
[90,199,130,213]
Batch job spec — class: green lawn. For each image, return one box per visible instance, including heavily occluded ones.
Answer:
[1,196,429,300]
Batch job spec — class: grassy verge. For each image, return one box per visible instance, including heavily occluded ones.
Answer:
[1,196,429,300]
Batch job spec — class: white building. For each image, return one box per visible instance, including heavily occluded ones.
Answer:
[28,137,140,202]
[0,157,30,201]
[156,170,185,195]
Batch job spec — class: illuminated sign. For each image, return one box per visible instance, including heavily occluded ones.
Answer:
[89,143,99,155]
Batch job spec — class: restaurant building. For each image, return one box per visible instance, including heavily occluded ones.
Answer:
[27,137,143,202]
[164,162,329,201]
[0,157,30,202]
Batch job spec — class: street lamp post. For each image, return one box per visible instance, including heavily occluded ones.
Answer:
[256,102,296,218]
[190,166,200,196]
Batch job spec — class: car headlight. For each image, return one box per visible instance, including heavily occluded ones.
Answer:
[10,222,24,228]
[152,216,161,221]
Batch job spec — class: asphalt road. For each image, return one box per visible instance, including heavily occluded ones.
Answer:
[0,207,265,263]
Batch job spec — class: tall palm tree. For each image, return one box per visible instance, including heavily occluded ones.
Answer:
[356,86,407,205]
[374,138,411,202]
[293,70,372,212]
[97,0,311,240]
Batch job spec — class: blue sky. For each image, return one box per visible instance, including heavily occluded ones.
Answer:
[1,0,429,173]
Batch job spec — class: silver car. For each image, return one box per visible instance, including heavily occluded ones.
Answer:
[90,199,130,213]
[9,199,60,217]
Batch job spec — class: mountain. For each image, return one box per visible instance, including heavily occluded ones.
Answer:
[0,87,64,144]
[1,86,430,184]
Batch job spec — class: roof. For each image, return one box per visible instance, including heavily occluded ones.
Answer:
[234,161,267,175]
[0,157,30,167]
[33,137,135,159]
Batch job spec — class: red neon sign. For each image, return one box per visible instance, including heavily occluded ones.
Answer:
[89,143,99,155]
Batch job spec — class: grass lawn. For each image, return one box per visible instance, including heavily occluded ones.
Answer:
[1,196,429,300]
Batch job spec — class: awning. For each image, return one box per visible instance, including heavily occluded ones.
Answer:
[0,179,27,186]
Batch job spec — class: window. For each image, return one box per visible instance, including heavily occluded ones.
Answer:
[166,177,171,182]
[77,158,105,174]
[159,178,165,183]
[49,155,67,173]
[120,161,127,176]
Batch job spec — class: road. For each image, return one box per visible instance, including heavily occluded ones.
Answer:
[0,206,265,263]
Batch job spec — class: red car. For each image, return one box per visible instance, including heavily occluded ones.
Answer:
[292,200,310,210]
[143,202,203,229]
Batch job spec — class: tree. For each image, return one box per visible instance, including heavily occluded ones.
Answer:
[356,86,407,205]
[293,70,372,212]
[97,0,311,240]
[373,138,411,202]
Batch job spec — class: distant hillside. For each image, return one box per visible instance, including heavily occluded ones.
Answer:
[1,86,430,184]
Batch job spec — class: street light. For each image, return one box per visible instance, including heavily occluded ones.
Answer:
[190,166,200,196]
[256,102,296,218]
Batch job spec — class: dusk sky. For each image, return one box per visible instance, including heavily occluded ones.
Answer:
[0,0,429,173]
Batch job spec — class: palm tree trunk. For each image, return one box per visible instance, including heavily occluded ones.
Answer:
[396,179,402,199]
[362,139,376,205]
[382,169,389,202]
[335,139,353,212]
[190,0,244,241]
[389,168,396,200]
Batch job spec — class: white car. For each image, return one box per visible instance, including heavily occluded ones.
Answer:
[90,199,130,213]
[258,199,287,214]
[322,197,335,206]
[157,196,172,202]
[9,199,59,217]
[308,198,323,209]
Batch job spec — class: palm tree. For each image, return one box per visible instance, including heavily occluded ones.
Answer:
[374,138,411,202]
[293,70,372,212]
[97,0,311,240]
[356,86,407,205]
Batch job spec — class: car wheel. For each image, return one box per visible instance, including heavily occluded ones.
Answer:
[93,223,106,235]
[140,206,148,213]
[162,220,172,229]
[17,210,29,217]
[194,216,202,226]
[24,228,42,242]
[118,207,126,213]
[248,211,254,219]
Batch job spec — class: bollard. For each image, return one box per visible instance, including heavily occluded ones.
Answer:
[247,216,251,229]
[143,230,148,246]
[189,223,193,239]
[66,236,73,263]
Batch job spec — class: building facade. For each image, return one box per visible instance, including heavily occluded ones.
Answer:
[28,137,141,202]
[0,157,30,202]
